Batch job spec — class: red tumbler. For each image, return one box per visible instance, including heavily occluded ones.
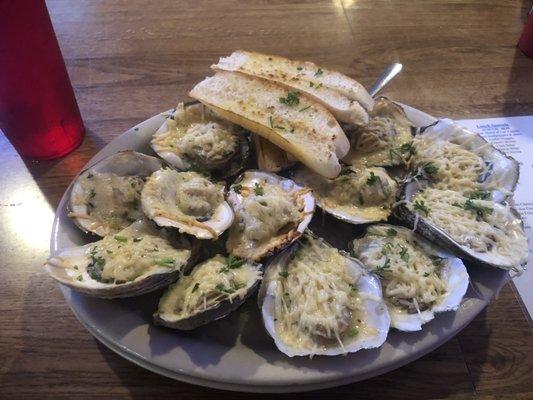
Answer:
[0,0,84,160]
[518,5,533,58]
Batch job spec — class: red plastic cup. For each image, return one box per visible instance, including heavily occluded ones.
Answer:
[0,0,84,160]
[518,6,533,58]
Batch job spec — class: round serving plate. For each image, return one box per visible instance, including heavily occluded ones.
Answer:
[50,104,508,393]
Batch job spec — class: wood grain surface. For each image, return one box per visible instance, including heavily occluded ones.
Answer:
[1,0,532,398]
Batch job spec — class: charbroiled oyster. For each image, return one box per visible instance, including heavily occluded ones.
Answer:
[226,171,315,261]
[343,97,415,167]
[151,102,250,178]
[293,165,397,224]
[154,255,262,330]
[44,220,192,298]
[259,232,390,357]
[395,182,528,270]
[141,169,233,240]
[410,119,519,202]
[351,224,469,331]
[68,151,163,236]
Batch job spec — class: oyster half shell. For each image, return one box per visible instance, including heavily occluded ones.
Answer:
[293,165,397,224]
[141,169,234,240]
[410,119,519,202]
[151,102,250,178]
[44,220,192,298]
[343,97,415,168]
[154,254,262,330]
[226,170,315,261]
[351,224,469,331]
[68,151,164,237]
[395,181,528,270]
[258,232,390,357]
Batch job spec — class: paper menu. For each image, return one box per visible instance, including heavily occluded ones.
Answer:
[457,116,533,317]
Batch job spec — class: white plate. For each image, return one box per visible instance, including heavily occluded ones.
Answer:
[50,104,508,392]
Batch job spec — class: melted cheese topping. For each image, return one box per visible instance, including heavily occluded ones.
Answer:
[158,255,262,320]
[408,188,527,265]
[228,179,302,257]
[84,222,190,283]
[142,169,224,224]
[353,226,447,313]
[152,103,240,168]
[73,171,144,234]
[411,136,488,193]
[274,236,367,352]
[294,166,396,221]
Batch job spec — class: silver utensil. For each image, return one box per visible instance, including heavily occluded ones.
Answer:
[368,62,403,97]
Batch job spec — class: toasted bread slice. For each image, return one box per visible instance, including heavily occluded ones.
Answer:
[252,134,296,172]
[213,50,374,126]
[189,71,349,178]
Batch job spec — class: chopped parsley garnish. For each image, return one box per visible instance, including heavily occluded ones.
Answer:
[88,189,96,199]
[219,267,229,273]
[76,275,83,281]
[386,228,397,237]
[279,271,289,278]
[297,66,303,71]
[423,163,439,176]
[315,82,323,89]
[366,171,380,186]
[314,68,323,76]
[268,116,274,128]
[87,173,94,179]
[423,272,430,277]
[347,328,359,337]
[349,283,358,292]
[429,255,446,266]
[155,258,175,267]
[192,282,200,293]
[279,91,300,107]
[253,182,264,196]
[133,237,143,242]
[73,265,79,270]
[106,250,113,254]
[400,142,416,157]
[413,200,430,216]
[114,235,128,242]
[468,190,490,200]
[227,255,245,269]
[299,105,311,112]
[374,258,391,276]
[309,81,315,87]
[399,246,409,261]
[232,183,242,194]
[464,199,493,219]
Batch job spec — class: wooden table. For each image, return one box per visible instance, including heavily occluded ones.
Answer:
[1,0,532,398]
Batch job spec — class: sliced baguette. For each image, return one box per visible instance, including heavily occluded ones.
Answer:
[213,50,374,126]
[189,71,349,178]
[253,134,296,172]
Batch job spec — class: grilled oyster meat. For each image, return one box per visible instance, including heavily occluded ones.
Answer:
[293,165,397,224]
[351,224,469,331]
[258,232,390,357]
[141,169,233,240]
[44,220,192,298]
[343,97,415,167]
[151,102,250,178]
[395,181,528,270]
[226,170,315,261]
[410,119,519,202]
[68,151,163,236]
[154,254,262,330]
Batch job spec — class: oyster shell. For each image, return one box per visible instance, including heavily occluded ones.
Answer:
[44,220,193,298]
[141,169,234,240]
[410,119,519,202]
[226,170,315,261]
[395,181,528,270]
[154,254,262,330]
[151,102,250,178]
[293,165,397,224]
[258,232,390,357]
[343,97,415,167]
[68,151,163,236]
[351,224,469,331]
